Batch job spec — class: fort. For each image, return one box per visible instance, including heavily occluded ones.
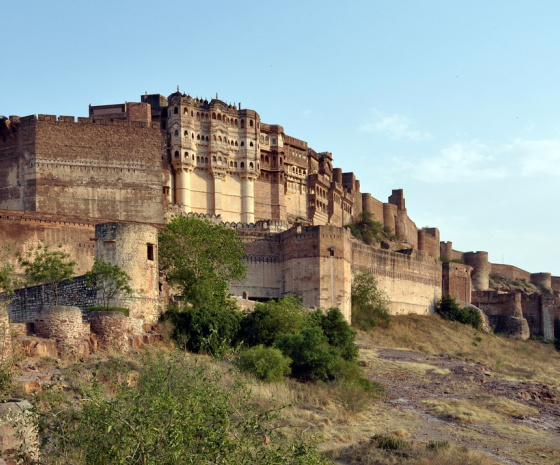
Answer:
[0,89,559,350]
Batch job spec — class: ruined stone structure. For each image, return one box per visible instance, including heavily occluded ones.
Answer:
[1,91,559,340]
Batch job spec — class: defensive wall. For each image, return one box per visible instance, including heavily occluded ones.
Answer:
[233,223,443,320]
[0,114,164,224]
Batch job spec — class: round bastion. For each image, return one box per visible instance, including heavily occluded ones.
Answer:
[530,272,552,291]
[463,251,490,291]
[88,311,131,353]
[34,306,83,343]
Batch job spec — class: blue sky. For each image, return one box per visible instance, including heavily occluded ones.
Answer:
[3,0,560,275]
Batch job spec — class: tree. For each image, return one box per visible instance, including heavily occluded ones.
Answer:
[351,269,391,330]
[158,216,247,305]
[18,241,76,305]
[435,295,482,330]
[85,258,133,310]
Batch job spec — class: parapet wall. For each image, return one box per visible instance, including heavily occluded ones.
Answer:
[350,237,441,315]
[8,276,97,323]
[490,263,531,282]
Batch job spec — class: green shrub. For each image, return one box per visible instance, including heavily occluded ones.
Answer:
[235,345,292,382]
[435,295,482,330]
[274,327,340,382]
[36,353,328,465]
[310,307,358,361]
[164,300,241,357]
[85,306,129,317]
[237,295,310,347]
[351,269,391,330]
[371,434,409,451]
[426,440,450,451]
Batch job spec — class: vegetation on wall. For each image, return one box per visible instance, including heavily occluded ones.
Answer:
[346,211,396,245]
[18,241,76,305]
[84,258,133,310]
[351,269,391,330]
[435,295,482,330]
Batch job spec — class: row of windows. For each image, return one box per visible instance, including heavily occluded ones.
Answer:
[174,129,255,147]
[259,154,283,165]
[173,151,257,170]
[172,106,257,129]
[309,186,328,198]
[259,135,277,145]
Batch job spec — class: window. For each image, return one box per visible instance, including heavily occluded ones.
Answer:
[147,244,154,261]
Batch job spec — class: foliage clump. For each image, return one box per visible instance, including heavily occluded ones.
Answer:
[351,269,391,330]
[85,258,133,310]
[158,216,246,306]
[346,211,393,245]
[18,241,76,305]
[235,345,292,382]
[435,295,482,330]
[35,353,329,465]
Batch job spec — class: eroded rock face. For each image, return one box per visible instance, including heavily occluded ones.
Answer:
[495,315,530,340]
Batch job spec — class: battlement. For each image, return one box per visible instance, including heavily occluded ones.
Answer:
[16,113,160,129]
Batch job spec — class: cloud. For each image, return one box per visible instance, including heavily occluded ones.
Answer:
[397,136,560,183]
[360,112,432,142]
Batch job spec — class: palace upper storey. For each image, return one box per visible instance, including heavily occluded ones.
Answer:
[0,91,422,247]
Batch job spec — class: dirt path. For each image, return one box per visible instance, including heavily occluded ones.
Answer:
[358,344,560,465]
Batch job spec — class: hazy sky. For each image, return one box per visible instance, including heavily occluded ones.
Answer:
[2,1,559,275]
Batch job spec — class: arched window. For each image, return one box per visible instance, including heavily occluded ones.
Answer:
[249,120,254,127]
[250,142,254,147]
[235,141,238,146]
[241,141,245,147]
[217,114,222,121]
[241,162,245,169]
[205,157,208,163]
[213,156,217,162]
[174,130,179,136]
[197,156,200,163]
[249,162,254,169]
[205,136,209,142]
[265,136,269,144]
[230,161,233,167]
[241,119,245,128]
[265,156,269,163]
[184,130,188,136]
[197,134,201,140]
[183,108,188,114]
[191,110,194,117]
[192,133,194,139]
[212,112,216,119]
[174,107,178,114]
[213,135,217,141]
[218,136,222,142]
[174,151,179,159]
[197,112,200,119]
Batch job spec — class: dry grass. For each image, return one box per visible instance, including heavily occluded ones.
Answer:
[326,436,502,465]
[369,314,560,387]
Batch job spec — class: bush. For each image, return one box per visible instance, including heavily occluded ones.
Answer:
[371,434,409,451]
[435,295,482,330]
[235,345,292,382]
[310,308,358,361]
[36,353,329,465]
[165,300,241,357]
[237,295,310,347]
[351,269,391,330]
[274,327,340,382]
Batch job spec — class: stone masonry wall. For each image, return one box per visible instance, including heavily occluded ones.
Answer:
[8,276,96,323]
